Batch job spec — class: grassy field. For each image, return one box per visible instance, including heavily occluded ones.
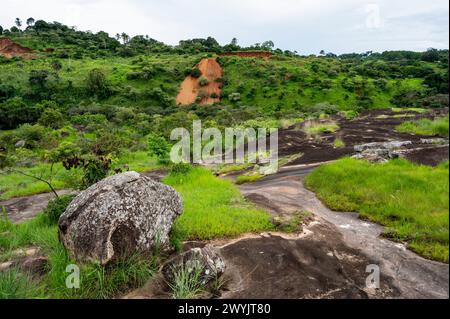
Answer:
[164,167,273,245]
[0,207,155,299]
[305,158,449,262]
[0,151,159,201]
[396,116,449,137]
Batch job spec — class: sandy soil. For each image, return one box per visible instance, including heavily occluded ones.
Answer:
[176,58,223,105]
[0,38,34,59]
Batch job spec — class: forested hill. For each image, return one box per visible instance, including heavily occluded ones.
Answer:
[0,19,448,137]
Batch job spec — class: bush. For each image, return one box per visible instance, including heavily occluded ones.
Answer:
[38,108,65,129]
[199,77,209,87]
[43,195,75,225]
[86,69,111,99]
[190,68,201,78]
[169,163,192,175]
[0,97,42,130]
[148,134,171,164]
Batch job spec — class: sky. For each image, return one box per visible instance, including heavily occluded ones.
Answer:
[0,0,449,54]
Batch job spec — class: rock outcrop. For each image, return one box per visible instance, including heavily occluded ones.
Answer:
[162,245,225,286]
[58,172,183,265]
[353,141,412,163]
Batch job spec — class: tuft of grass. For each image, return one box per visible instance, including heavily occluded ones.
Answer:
[273,211,311,233]
[0,269,43,299]
[333,138,346,148]
[236,173,264,185]
[217,163,253,175]
[303,121,339,136]
[392,107,427,114]
[164,167,273,241]
[168,264,205,299]
[305,158,449,262]
[396,116,449,137]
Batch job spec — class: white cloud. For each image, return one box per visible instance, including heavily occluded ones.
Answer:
[0,0,448,54]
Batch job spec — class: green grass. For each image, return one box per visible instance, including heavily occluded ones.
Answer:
[0,151,159,201]
[217,163,254,175]
[392,108,427,114]
[305,158,449,262]
[0,269,43,299]
[303,121,340,136]
[236,173,264,185]
[0,211,156,299]
[164,167,273,243]
[333,138,346,148]
[396,116,449,137]
[168,264,206,299]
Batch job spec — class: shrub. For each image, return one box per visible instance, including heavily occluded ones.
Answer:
[199,77,209,87]
[190,68,202,78]
[38,108,65,129]
[0,97,42,130]
[169,163,192,175]
[43,195,75,225]
[228,92,241,102]
[86,68,111,99]
[148,134,171,164]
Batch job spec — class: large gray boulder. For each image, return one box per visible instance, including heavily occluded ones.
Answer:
[58,171,183,265]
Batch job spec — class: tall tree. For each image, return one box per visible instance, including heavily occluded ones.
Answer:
[15,18,22,29]
[121,32,130,44]
[26,17,35,27]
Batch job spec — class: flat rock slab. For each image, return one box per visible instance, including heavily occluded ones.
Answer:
[219,224,398,299]
[238,170,449,299]
[0,190,75,223]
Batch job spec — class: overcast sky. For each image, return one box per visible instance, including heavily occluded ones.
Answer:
[1,0,448,54]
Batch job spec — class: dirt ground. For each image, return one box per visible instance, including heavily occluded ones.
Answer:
[176,58,223,105]
[0,38,34,59]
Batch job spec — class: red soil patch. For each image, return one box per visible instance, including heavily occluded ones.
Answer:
[176,58,223,105]
[0,38,34,59]
[219,51,273,58]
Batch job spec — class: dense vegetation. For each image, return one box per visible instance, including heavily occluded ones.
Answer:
[305,158,449,262]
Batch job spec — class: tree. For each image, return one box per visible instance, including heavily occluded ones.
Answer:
[0,97,42,129]
[261,40,275,50]
[86,68,110,98]
[121,32,130,44]
[320,50,326,55]
[0,26,3,35]
[38,108,66,129]
[14,18,22,29]
[148,134,170,164]
[26,17,35,27]
[422,48,440,62]
[231,37,238,46]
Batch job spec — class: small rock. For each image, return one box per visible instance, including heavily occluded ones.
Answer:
[420,138,449,145]
[162,245,225,286]
[14,140,26,148]
[0,261,13,272]
[354,141,412,152]
[352,149,399,163]
[21,257,48,275]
